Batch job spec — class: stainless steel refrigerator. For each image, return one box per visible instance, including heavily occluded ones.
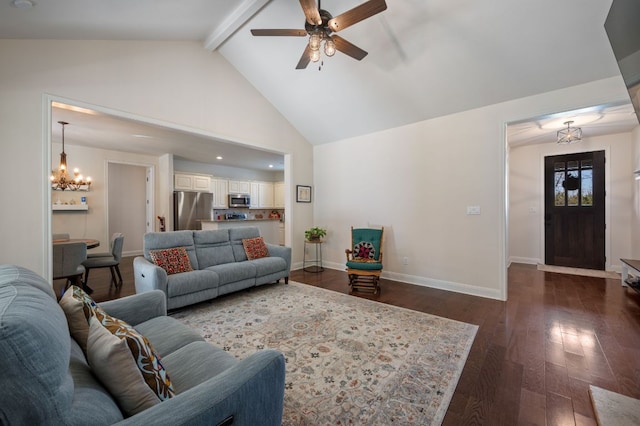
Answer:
[173,191,214,230]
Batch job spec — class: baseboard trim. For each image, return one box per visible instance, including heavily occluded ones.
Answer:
[536,263,620,279]
[298,261,503,301]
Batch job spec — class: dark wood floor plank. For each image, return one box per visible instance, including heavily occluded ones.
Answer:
[65,258,640,424]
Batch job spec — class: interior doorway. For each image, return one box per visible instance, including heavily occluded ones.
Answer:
[544,151,606,270]
[107,162,152,256]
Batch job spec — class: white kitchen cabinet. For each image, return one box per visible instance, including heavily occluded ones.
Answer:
[174,173,211,192]
[259,182,274,208]
[274,182,285,208]
[228,180,251,194]
[250,182,260,208]
[250,181,274,209]
[211,178,228,208]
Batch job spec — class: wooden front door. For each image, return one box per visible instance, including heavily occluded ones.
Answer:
[544,151,605,270]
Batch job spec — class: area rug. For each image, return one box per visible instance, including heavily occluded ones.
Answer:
[171,281,478,425]
[589,385,640,426]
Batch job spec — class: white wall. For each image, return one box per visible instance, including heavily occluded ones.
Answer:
[0,39,313,278]
[314,77,633,300]
[632,126,640,258]
[509,133,634,271]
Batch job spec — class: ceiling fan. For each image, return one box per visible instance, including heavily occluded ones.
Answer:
[251,0,387,69]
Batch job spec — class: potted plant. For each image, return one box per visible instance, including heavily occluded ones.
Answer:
[305,226,327,241]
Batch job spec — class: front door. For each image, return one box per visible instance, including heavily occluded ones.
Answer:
[544,151,605,270]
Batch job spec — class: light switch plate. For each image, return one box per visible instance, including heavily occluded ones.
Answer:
[467,206,481,215]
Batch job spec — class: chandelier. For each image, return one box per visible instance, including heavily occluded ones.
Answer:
[557,120,582,144]
[50,121,92,191]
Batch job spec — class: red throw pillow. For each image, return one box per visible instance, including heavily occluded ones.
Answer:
[242,237,269,260]
[149,247,193,275]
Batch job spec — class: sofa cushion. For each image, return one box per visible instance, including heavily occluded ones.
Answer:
[0,265,76,425]
[166,269,219,298]
[194,229,235,268]
[242,237,269,260]
[249,256,288,277]
[59,285,107,354]
[87,313,174,416]
[207,262,256,285]
[150,247,194,275]
[134,316,205,357]
[160,341,238,393]
[144,230,199,270]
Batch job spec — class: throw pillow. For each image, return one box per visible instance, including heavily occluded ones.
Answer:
[149,247,193,275]
[242,237,269,260]
[353,241,376,260]
[59,285,107,354]
[87,312,174,416]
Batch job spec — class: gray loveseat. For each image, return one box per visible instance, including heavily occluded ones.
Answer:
[134,227,291,310]
[0,264,286,425]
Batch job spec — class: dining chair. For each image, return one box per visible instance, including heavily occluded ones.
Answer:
[52,241,87,295]
[52,233,70,240]
[82,233,124,289]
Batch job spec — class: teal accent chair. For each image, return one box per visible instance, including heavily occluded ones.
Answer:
[345,226,384,294]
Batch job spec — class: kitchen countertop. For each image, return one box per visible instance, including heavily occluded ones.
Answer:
[199,218,282,222]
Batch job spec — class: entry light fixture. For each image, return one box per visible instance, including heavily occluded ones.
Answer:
[557,120,582,144]
[50,121,92,191]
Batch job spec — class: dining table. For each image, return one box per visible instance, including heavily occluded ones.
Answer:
[52,238,100,249]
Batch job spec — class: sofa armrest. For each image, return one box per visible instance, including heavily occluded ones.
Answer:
[99,290,167,326]
[133,256,169,296]
[116,349,286,426]
[266,244,291,273]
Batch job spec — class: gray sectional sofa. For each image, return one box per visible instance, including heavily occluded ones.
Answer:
[134,227,291,310]
[0,264,286,425]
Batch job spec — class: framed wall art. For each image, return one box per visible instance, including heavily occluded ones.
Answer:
[296,185,312,203]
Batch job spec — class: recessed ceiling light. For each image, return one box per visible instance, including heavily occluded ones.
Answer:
[268,164,274,168]
[11,0,34,9]
[216,156,223,160]
[132,134,153,139]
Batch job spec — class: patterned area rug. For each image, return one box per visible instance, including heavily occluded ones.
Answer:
[171,281,478,425]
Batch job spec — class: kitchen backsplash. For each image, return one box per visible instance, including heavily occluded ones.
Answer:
[213,208,284,221]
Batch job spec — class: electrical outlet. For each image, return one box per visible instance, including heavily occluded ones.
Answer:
[402,257,409,265]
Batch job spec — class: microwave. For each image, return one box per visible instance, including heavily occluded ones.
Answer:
[228,194,251,208]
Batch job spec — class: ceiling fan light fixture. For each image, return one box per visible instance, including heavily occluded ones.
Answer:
[309,33,322,50]
[324,39,336,56]
[557,120,582,144]
[310,49,321,62]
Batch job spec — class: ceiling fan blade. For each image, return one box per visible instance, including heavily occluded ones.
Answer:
[332,35,368,60]
[328,0,387,32]
[296,45,312,69]
[251,29,307,37]
[299,0,322,25]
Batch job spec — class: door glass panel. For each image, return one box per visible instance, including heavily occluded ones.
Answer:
[567,170,579,206]
[581,160,593,206]
[555,171,566,206]
[555,162,565,171]
[567,161,579,170]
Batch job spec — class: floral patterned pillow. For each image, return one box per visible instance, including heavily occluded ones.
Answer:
[149,247,193,275]
[242,237,269,260]
[87,311,174,416]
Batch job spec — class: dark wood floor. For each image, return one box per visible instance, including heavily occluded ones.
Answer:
[61,258,640,425]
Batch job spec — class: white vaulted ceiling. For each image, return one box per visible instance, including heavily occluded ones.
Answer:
[1,0,637,161]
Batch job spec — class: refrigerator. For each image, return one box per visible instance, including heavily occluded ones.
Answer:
[173,191,214,230]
